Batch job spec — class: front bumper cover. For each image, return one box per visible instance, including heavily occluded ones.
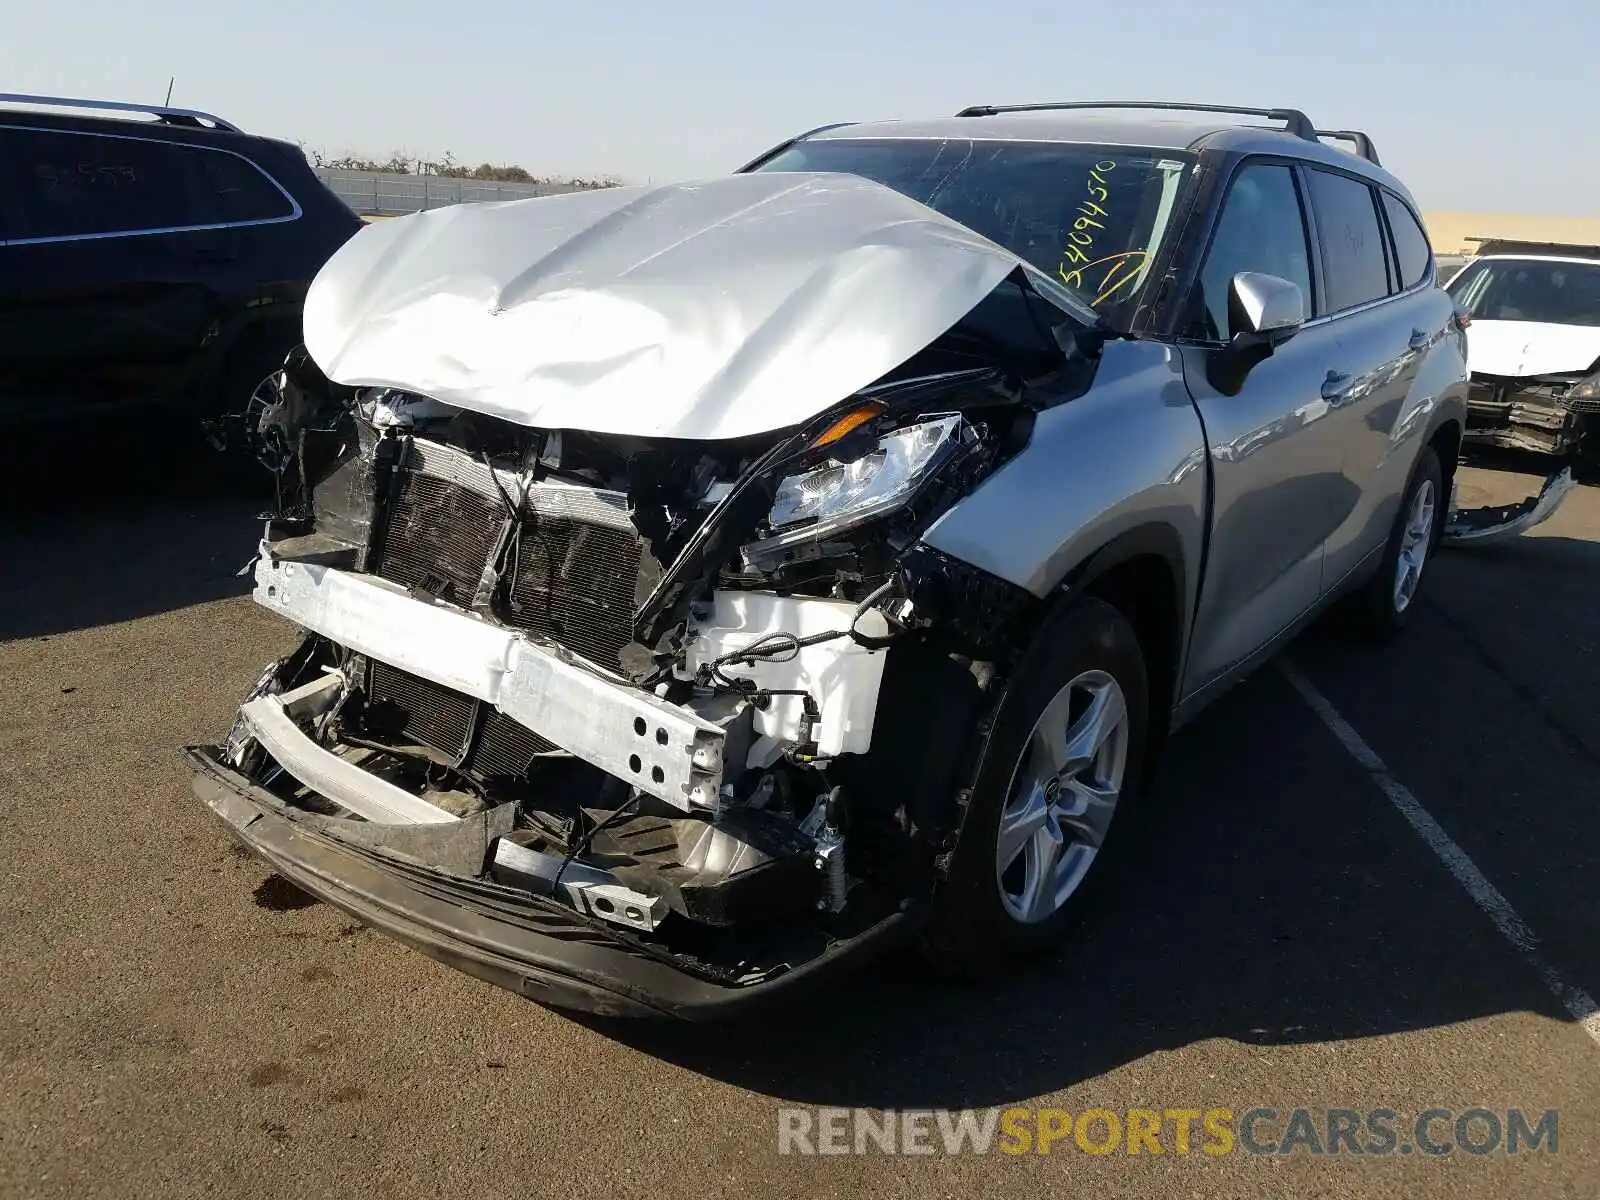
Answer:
[187,746,917,1019]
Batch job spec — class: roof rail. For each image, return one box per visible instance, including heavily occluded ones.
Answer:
[1316,129,1380,165]
[0,92,241,132]
[954,101,1317,143]
[1464,237,1600,260]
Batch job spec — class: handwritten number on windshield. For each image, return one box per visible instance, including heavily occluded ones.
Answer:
[1058,160,1147,305]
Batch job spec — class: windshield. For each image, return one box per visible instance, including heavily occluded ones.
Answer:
[1447,258,1600,327]
[752,139,1193,325]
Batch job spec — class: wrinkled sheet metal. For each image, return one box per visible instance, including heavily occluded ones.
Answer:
[301,172,1025,441]
[1442,466,1576,548]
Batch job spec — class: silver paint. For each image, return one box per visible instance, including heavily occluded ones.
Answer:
[920,336,1208,615]
[1230,271,1306,334]
[301,172,1024,440]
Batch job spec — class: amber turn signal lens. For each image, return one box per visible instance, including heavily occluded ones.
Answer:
[811,403,884,448]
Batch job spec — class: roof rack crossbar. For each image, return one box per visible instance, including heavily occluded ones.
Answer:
[954,101,1317,142]
[0,92,241,132]
[1315,128,1380,165]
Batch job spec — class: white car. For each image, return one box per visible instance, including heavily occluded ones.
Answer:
[1446,239,1600,457]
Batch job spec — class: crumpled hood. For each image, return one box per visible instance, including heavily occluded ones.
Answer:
[302,173,1027,440]
[1465,319,1600,378]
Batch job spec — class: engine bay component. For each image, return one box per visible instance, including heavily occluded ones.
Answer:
[252,554,730,810]
[491,838,669,932]
[684,591,891,761]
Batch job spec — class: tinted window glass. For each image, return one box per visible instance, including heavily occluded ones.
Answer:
[1307,169,1389,310]
[1447,258,1600,327]
[1190,163,1311,341]
[188,147,295,225]
[1382,192,1431,289]
[9,128,292,239]
[754,139,1193,325]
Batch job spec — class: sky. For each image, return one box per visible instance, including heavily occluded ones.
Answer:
[5,0,1597,214]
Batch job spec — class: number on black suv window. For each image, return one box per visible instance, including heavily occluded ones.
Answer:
[9,127,293,242]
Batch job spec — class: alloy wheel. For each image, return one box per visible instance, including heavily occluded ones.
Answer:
[995,670,1130,925]
[1393,477,1436,614]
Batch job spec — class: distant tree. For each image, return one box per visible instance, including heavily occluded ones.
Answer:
[300,142,624,188]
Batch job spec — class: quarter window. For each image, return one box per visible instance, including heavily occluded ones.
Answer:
[6,128,293,240]
[1306,169,1389,311]
[1190,162,1313,341]
[1381,191,1432,289]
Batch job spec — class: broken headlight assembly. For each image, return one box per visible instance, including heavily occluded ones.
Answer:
[747,413,974,560]
[1565,369,1600,403]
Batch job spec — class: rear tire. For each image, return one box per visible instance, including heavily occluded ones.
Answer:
[925,597,1150,978]
[1343,446,1443,641]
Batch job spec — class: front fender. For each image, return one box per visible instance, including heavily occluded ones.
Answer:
[918,338,1208,627]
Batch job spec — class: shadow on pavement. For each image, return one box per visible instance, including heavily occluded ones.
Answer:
[0,419,269,640]
[577,652,1572,1109]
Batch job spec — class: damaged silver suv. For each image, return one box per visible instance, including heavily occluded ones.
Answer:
[188,102,1470,1018]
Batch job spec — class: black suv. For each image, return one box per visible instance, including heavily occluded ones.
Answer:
[0,93,362,430]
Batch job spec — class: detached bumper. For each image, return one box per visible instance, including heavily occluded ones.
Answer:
[187,747,913,1019]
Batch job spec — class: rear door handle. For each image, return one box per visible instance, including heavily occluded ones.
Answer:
[1321,370,1352,401]
[1408,328,1429,351]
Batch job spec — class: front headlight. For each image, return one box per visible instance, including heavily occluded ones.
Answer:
[757,414,968,550]
[1567,369,1600,400]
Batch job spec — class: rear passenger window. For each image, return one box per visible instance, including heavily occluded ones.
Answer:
[1306,169,1389,311]
[188,147,296,225]
[1190,162,1312,341]
[8,128,292,240]
[1381,191,1432,289]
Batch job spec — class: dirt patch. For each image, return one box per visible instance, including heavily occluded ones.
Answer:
[246,1062,289,1088]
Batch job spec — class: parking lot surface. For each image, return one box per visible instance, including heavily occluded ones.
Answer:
[1,437,1596,1199]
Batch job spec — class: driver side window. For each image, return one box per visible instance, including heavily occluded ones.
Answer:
[1190,163,1313,341]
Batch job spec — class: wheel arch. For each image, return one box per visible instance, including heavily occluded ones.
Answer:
[1427,415,1463,517]
[1048,523,1188,765]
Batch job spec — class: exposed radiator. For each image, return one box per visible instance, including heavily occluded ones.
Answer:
[369,437,660,673]
[373,469,502,606]
[504,511,660,673]
[365,660,557,782]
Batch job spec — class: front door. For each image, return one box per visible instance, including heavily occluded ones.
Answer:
[1177,159,1355,693]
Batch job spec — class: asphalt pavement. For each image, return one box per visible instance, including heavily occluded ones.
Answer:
[1,436,1596,1199]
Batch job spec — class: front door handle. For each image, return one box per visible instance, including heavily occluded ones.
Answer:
[1408,328,1429,351]
[1321,370,1352,401]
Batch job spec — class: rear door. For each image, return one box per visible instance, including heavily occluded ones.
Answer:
[0,125,279,420]
[1305,170,1450,590]
[1178,159,1353,691]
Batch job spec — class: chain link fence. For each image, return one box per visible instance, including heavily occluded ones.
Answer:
[315,168,597,215]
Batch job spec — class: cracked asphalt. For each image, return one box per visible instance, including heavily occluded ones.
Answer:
[1,431,1596,1199]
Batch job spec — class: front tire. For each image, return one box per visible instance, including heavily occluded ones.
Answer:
[927,596,1150,977]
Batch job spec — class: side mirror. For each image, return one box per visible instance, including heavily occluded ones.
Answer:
[1229,271,1305,343]
[1206,272,1306,395]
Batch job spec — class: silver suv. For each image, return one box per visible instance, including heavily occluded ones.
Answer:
[189,101,1468,1018]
